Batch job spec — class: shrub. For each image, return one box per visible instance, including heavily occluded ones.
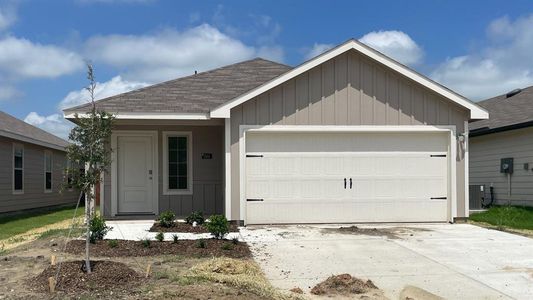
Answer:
[186,211,204,225]
[205,215,229,239]
[141,238,151,248]
[172,234,179,244]
[107,239,118,248]
[89,215,112,243]
[196,239,207,249]
[221,242,233,251]
[157,210,176,228]
[155,232,165,242]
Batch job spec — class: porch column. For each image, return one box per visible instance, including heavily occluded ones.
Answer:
[224,118,232,220]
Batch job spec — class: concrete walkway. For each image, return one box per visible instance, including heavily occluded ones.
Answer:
[240,224,533,300]
[104,220,241,241]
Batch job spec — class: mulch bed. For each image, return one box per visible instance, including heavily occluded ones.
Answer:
[65,239,251,258]
[149,222,239,233]
[310,274,380,296]
[29,260,143,293]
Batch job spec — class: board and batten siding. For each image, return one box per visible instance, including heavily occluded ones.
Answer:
[230,50,470,220]
[103,124,224,218]
[0,136,79,213]
[470,127,533,206]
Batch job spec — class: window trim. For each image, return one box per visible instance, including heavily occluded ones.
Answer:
[162,131,193,195]
[44,150,53,193]
[12,143,24,195]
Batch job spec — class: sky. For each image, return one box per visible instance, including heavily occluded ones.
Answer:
[0,0,532,139]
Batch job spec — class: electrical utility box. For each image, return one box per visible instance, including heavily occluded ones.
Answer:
[500,157,514,174]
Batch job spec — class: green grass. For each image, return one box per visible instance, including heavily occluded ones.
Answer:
[470,206,533,230]
[0,205,85,240]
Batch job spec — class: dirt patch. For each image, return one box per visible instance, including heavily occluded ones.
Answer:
[310,274,381,296]
[322,226,430,239]
[29,260,143,294]
[65,239,251,258]
[149,222,239,233]
[289,287,303,294]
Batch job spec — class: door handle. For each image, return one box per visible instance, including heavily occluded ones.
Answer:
[350,178,352,189]
[344,178,347,189]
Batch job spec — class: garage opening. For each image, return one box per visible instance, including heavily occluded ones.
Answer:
[244,130,450,224]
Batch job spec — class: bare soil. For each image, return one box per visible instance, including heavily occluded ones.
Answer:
[310,274,381,296]
[0,237,276,300]
[322,225,430,239]
[65,239,251,258]
[29,260,143,293]
[149,221,239,233]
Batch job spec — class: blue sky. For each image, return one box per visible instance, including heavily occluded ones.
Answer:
[0,0,532,139]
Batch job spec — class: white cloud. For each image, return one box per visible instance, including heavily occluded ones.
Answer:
[359,30,423,66]
[85,24,261,82]
[0,84,20,100]
[59,75,148,109]
[305,43,334,60]
[431,14,533,100]
[0,4,16,31]
[24,112,74,140]
[0,36,84,79]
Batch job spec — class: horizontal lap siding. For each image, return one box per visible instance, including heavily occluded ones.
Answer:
[0,137,79,213]
[231,50,470,220]
[103,125,224,218]
[470,127,533,206]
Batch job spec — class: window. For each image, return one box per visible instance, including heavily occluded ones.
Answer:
[163,132,192,194]
[13,144,23,193]
[44,151,52,192]
[66,159,74,190]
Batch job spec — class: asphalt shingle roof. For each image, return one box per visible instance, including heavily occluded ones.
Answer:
[64,58,292,115]
[0,111,69,149]
[469,86,533,134]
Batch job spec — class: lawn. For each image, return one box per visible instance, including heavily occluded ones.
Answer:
[470,206,533,230]
[0,205,86,240]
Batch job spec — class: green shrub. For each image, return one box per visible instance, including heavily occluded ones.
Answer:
[157,210,176,228]
[155,232,165,242]
[89,215,112,243]
[205,215,229,239]
[172,234,179,244]
[196,239,207,248]
[141,238,151,248]
[185,211,204,225]
[107,239,118,248]
[221,242,233,251]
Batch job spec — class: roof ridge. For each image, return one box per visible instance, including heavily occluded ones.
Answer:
[64,57,291,112]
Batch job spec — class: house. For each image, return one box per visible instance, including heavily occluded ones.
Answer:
[64,39,488,225]
[469,86,533,207]
[0,111,79,214]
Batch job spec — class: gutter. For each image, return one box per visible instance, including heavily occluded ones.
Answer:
[470,120,533,137]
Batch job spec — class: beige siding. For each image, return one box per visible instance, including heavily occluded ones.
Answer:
[0,136,79,213]
[231,50,470,220]
[470,127,533,206]
[103,123,224,218]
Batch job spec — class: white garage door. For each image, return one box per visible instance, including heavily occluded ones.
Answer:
[245,131,450,224]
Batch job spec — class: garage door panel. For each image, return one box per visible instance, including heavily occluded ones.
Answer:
[245,131,449,224]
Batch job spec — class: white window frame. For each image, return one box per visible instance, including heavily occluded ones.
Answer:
[162,131,193,195]
[44,150,53,193]
[12,143,24,194]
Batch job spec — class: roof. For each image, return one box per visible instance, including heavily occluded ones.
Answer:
[0,111,69,150]
[469,86,533,136]
[64,58,291,117]
[210,39,489,120]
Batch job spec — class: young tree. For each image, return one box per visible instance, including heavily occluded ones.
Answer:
[65,63,114,273]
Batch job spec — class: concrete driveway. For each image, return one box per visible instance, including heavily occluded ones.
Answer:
[240,224,533,299]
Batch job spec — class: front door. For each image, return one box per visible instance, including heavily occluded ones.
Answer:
[117,135,154,214]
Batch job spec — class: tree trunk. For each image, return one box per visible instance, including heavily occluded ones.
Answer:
[85,192,92,274]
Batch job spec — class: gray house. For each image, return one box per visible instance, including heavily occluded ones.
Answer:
[0,111,79,213]
[64,39,488,225]
[469,86,533,207]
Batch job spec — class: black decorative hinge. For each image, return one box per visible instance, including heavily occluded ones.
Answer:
[246,154,263,158]
[430,154,447,157]
[430,197,447,200]
[246,198,264,202]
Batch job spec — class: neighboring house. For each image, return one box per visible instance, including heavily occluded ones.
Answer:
[469,86,533,207]
[64,39,488,225]
[0,111,79,214]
